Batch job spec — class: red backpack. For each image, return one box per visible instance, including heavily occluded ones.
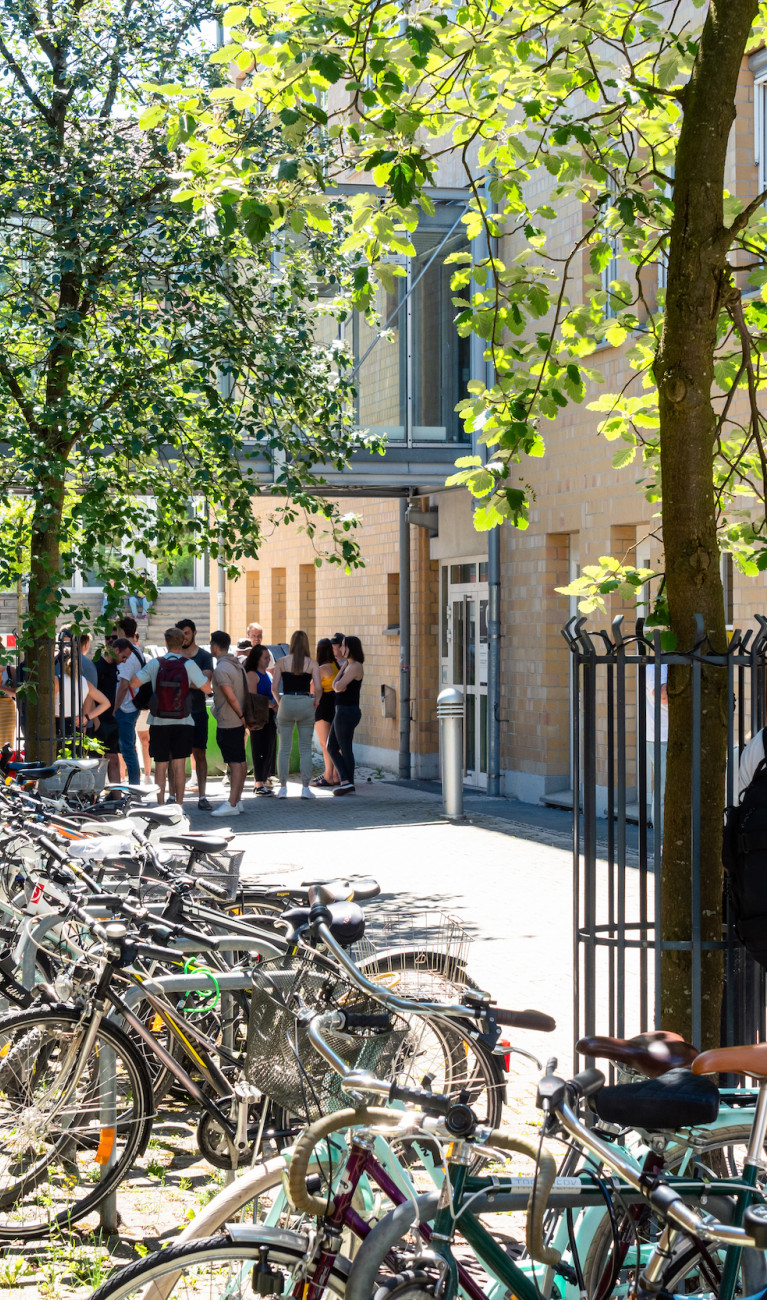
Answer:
[151,655,191,720]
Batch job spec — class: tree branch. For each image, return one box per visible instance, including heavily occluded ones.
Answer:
[0,33,55,125]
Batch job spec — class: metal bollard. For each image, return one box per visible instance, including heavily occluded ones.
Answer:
[437,687,465,820]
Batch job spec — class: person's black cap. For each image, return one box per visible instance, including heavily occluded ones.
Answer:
[330,632,345,645]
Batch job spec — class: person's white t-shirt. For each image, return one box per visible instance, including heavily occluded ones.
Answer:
[57,673,89,717]
[645,663,669,743]
[739,729,766,799]
[134,653,207,727]
[117,649,145,715]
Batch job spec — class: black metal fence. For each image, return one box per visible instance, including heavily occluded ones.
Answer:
[564,612,767,1061]
[3,631,91,759]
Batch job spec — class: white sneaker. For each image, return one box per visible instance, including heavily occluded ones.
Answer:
[301,787,315,799]
[236,801,246,813]
[277,786,288,799]
[211,802,242,817]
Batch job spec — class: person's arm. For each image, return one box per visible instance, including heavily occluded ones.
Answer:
[220,683,245,722]
[246,671,259,693]
[333,663,351,692]
[311,662,322,707]
[84,685,110,722]
[271,661,282,705]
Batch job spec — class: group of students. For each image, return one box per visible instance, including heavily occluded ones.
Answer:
[39,617,365,815]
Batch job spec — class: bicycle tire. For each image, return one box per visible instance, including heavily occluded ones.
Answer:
[0,1006,152,1239]
[89,1230,351,1300]
[581,1124,762,1300]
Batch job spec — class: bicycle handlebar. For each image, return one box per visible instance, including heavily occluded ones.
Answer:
[493,1008,556,1033]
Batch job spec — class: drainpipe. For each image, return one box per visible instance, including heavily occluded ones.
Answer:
[399,494,411,779]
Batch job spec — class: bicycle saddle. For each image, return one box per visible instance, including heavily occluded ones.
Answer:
[164,833,233,856]
[576,1030,699,1078]
[131,806,184,828]
[591,1067,719,1131]
[298,877,380,904]
[694,1042,767,1078]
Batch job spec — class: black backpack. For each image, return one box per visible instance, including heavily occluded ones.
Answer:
[129,646,153,713]
[723,729,767,970]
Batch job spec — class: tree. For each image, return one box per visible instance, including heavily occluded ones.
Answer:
[156,0,767,1043]
[0,0,373,756]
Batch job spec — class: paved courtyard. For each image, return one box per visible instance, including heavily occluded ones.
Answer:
[184,776,604,1072]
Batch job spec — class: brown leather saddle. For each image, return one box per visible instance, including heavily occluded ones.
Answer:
[576,1030,699,1078]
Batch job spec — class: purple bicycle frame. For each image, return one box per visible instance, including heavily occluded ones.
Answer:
[299,1138,488,1300]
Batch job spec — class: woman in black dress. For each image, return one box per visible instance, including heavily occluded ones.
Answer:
[327,635,364,796]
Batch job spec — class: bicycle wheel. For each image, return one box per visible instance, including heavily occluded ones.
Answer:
[581,1125,764,1300]
[90,1230,351,1300]
[0,1006,152,1238]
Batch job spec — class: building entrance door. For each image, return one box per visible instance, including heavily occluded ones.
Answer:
[440,561,489,790]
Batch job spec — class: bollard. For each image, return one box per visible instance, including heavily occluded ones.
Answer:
[437,687,465,820]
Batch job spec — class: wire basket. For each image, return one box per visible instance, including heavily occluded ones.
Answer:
[352,910,473,1001]
[244,950,412,1120]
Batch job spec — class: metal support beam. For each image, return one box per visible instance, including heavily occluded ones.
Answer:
[399,496,411,779]
[487,529,501,796]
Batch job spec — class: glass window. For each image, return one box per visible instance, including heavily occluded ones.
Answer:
[465,692,476,772]
[450,563,476,584]
[452,600,464,685]
[411,231,471,442]
[353,280,406,442]
[479,561,488,582]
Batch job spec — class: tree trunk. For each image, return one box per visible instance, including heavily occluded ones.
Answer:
[654,0,756,1047]
[25,476,67,763]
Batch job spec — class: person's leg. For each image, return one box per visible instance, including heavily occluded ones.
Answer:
[265,716,277,781]
[229,761,247,805]
[327,715,350,786]
[128,596,139,619]
[106,752,121,783]
[276,696,298,789]
[658,740,667,842]
[297,701,315,787]
[192,711,209,801]
[117,711,140,785]
[252,726,267,787]
[170,756,187,803]
[345,708,360,786]
[137,727,152,781]
[154,761,169,803]
[314,719,335,782]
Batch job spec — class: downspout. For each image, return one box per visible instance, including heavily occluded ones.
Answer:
[399,493,411,779]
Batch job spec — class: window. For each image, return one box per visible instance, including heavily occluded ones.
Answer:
[386,573,400,631]
[351,209,471,445]
[755,67,767,193]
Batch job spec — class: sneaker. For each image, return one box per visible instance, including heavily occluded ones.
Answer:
[333,783,356,796]
[301,787,316,799]
[277,786,288,799]
[197,797,212,811]
[211,802,242,817]
[236,801,246,813]
[257,786,274,797]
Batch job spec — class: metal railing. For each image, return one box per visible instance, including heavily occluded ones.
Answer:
[564,612,767,1062]
[5,631,90,760]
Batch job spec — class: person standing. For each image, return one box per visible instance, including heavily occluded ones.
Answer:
[238,621,274,669]
[245,643,277,795]
[312,637,339,788]
[176,618,214,811]
[129,626,208,805]
[210,630,250,816]
[112,616,145,786]
[272,630,321,799]
[95,636,134,783]
[328,635,364,796]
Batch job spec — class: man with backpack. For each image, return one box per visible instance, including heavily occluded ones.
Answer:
[129,626,210,805]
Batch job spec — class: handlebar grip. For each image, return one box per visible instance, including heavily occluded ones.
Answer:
[570,1068,605,1100]
[197,878,231,901]
[342,1011,392,1031]
[288,1108,393,1216]
[388,1082,452,1116]
[36,835,68,864]
[494,1008,556,1033]
[158,923,220,950]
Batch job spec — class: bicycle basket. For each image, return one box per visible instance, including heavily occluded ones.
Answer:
[244,953,412,1120]
[355,911,472,1000]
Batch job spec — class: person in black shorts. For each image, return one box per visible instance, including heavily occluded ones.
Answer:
[130,627,209,806]
[210,630,249,816]
[95,637,134,784]
[177,618,214,810]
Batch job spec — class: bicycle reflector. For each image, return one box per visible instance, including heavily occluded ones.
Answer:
[499,1039,511,1070]
[94,1128,116,1165]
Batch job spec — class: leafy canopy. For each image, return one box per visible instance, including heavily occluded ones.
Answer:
[153,0,767,617]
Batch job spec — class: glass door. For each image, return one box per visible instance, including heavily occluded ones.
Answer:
[440,561,489,789]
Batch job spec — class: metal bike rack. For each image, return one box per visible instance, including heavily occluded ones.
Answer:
[565,613,767,1063]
